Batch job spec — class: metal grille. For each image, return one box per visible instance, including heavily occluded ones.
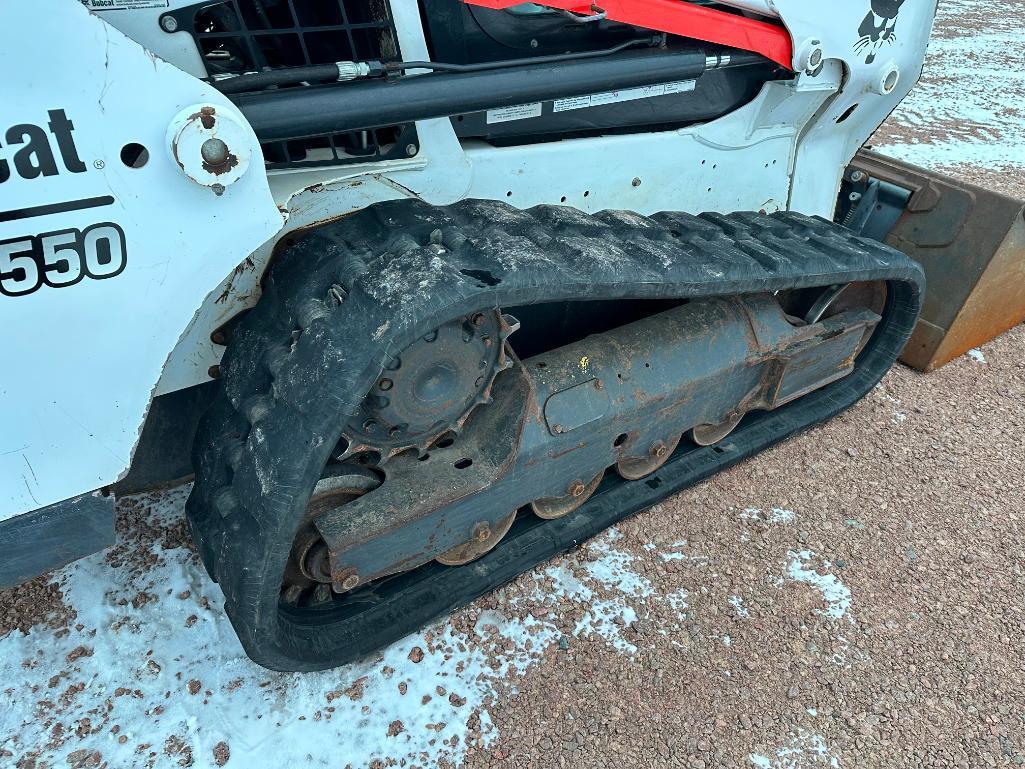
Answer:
[167,0,417,170]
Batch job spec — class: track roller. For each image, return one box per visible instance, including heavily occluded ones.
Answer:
[436,510,518,566]
[616,435,682,480]
[531,470,605,519]
[690,411,745,446]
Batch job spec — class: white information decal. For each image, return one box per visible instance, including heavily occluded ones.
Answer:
[485,103,543,124]
[553,79,697,113]
[83,0,170,10]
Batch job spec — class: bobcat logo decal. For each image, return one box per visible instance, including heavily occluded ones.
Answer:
[854,0,905,63]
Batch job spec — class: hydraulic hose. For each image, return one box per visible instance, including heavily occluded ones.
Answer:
[234,47,768,142]
[214,37,660,95]
[389,36,662,74]
[215,62,384,95]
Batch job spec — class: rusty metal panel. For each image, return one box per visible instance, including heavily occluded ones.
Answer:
[852,149,1025,371]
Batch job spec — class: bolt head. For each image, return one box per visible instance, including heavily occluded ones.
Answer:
[341,574,360,591]
[651,441,668,458]
[569,481,586,498]
[473,522,492,542]
[160,14,178,32]
[201,137,230,165]
[379,378,393,391]
[405,143,418,157]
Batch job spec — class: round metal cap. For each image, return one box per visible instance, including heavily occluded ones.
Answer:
[166,104,254,191]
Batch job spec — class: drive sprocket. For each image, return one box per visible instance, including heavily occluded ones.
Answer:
[339,310,516,460]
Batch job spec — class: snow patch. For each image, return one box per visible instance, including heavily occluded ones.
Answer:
[574,601,639,654]
[967,348,987,364]
[740,507,795,525]
[874,386,909,426]
[0,504,705,767]
[729,595,751,619]
[0,499,645,768]
[749,730,841,768]
[650,539,706,565]
[785,551,852,620]
[521,528,674,652]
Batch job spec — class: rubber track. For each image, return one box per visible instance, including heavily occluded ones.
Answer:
[186,199,924,671]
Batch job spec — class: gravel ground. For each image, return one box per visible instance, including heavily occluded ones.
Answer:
[2,3,1024,768]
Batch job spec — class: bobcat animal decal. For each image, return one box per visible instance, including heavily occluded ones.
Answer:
[855,0,906,63]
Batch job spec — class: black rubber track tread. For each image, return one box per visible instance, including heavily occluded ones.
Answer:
[186,199,924,671]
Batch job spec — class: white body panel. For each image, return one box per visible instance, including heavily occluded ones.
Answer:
[0,0,282,519]
[0,0,936,523]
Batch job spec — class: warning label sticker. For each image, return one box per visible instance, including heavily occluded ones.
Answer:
[84,0,169,10]
[553,79,697,113]
[486,103,544,124]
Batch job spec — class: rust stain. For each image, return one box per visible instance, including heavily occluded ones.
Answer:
[215,256,257,304]
[196,105,216,130]
[550,442,585,460]
[202,152,239,176]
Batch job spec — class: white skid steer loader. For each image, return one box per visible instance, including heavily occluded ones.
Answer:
[1,0,1021,671]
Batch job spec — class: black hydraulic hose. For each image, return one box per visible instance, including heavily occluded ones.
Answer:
[390,36,661,74]
[235,48,767,143]
[214,37,660,95]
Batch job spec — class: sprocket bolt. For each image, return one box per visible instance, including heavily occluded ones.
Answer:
[569,481,586,498]
[473,522,492,542]
[650,440,668,458]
